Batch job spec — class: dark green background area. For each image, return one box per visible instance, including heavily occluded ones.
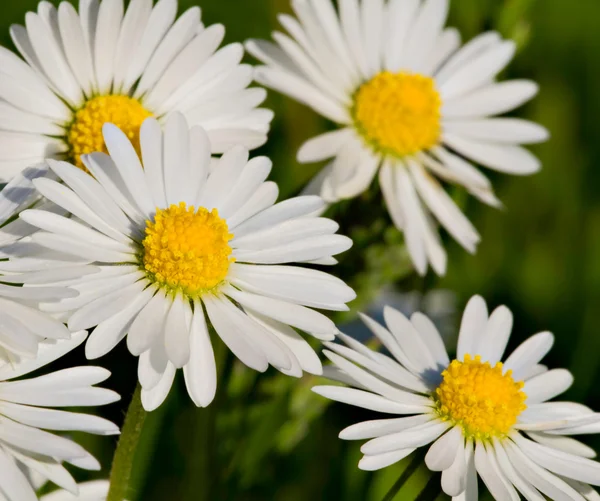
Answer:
[1,1,598,500]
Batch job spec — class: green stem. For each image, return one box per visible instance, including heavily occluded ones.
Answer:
[414,471,443,501]
[381,450,426,501]
[107,383,147,501]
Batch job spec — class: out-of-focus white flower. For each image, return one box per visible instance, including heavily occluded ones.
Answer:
[248,0,548,275]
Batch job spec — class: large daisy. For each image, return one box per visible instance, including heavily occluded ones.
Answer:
[247,0,548,275]
[9,113,355,412]
[0,0,272,243]
[313,296,600,500]
[0,331,120,501]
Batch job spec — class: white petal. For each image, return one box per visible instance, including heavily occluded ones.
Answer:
[225,182,279,229]
[359,448,416,471]
[94,0,124,93]
[442,440,469,497]
[141,361,176,411]
[24,12,83,106]
[361,419,449,455]
[408,159,480,254]
[202,294,268,372]
[443,133,541,175]
[505,439,586,501]
[474,305,513,364]
[0,332,87,381]
[525,369,574,404]
[102,123,154,217]
[127,290,171,356]
[410,312,450,368]
[135,7,201,97]
[312,385,431,415]
[164,294,192,368]
[183,300,217,407]
[250,312,321,376]
[0,402,118,435]
[443,80,539,119]
[111,0,153,92]
[457,295,488,359]
[527,433,597,459]
[426,426,463,471]
[140,117,167,209]
[444,118,549,145]
[323,350,430,405]
[85,284,156,359]
[68,279,146,331]
[224,287,337,340]
[197,145,248,211]
[340,415,433,441]
[361,0,385,76]
[384,0,420,72]
[474,441,518,501]
[339,0,369,78]
[297,129,354,163]
[253,66,350,124]
[403,0,449,74]
[122,0,178,91]
[383,306,439,374]
[162,112,193,206]
[0,446,37,501]
[492,439,545,501]
[440,41,516,100]
[514,434,600,487]
[504,332,554,382]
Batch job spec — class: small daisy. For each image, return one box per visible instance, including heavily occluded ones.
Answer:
[0,0,273,243]
[313,296,600,500]
[40,481,111,501]
[10,113,355,412]
[247,0,548,276]
[0,331,120,501]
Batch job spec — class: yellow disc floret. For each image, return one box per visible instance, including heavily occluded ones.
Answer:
[353,71,442,157]
[434,354,527,440]
[67,95,152,169]
[142,203,234,296]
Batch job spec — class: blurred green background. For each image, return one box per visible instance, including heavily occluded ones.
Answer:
[2,0,599,499]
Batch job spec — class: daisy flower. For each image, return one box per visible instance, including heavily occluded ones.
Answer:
[247,0,548,276]
[0,331,120,501]
[10,113,355,412]
[40,481,111,501]
[313,296,600,500]
[0,0,273,243]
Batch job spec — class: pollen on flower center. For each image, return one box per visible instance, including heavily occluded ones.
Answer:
[352,71,442,157]
[142,203,234,295]
[67,95,152,169]
[434,354,527,439]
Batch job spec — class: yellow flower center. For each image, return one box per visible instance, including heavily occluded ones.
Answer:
[142,203,234,296]
[352,71,442,157]
[434,354,527,439]
[67,95,152,169]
